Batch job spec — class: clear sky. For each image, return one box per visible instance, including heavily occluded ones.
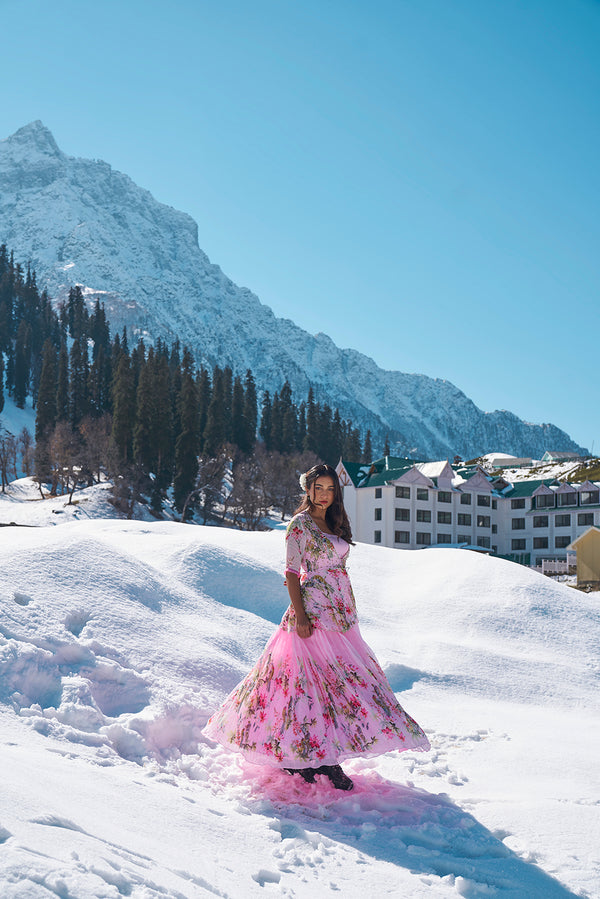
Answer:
[1,0,599,453]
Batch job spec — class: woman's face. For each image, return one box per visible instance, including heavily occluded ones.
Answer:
[310,475,336,511]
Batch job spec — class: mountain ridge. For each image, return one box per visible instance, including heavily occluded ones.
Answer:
[0,121,587,459]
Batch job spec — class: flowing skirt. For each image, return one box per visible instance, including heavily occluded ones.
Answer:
[203,625,430,768]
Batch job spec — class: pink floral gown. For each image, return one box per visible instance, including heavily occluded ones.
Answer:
[203,511,430,768]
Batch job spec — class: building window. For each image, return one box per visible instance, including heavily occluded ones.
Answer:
[533,516,548,528]
[555,514,571,527]
[555,536,571,549]
[416,532,431,546]
[512,539,526,551]
[458,513,472,527]
[396,485,410,499]
[416,488,429,501]
[460,493,472,505]
[511,498,526,509]
[477,495,490,507]
[512,518,525,530]
[557,491,577,507]
[533,537,548,549]
[578,513,594,527]
[374,508,382,521]
[477,536,491,548]
[492,524,497,534]
[580,490,599,505]
[457,534,470,544]
[536,494,555,508]
[374,530,382,544]
[395,508,410,521]
[375,487,382,499]
[395,530,410,544]
[477,515,490,528]
[438,491,451,503]
[417,509,431,523]
[437,511,451,524]
[437,534,452,544]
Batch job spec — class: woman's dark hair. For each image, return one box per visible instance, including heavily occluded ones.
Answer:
[295,463,354,544]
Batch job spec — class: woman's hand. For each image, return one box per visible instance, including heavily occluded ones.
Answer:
[296,615,313,639]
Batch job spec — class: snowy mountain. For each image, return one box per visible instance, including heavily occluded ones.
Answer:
[0,121,587,460]
[1,483,599,896]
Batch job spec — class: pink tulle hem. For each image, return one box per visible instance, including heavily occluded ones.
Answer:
[202,625,430,768]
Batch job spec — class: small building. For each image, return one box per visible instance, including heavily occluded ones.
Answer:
[567,527,600,590]
[490,456,533,469]
[541,451,581,464]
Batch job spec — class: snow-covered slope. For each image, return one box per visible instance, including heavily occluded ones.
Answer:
[0,491,598,897]
[0,121,587,460]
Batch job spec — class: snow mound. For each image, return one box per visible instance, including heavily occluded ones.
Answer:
[0,519,598,897]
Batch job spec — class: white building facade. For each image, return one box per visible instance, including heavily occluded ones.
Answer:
[336,457,600,567]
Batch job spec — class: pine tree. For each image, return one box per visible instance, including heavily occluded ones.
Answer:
[173,350,199,515]
[35,340,57,442]
[297,401,306,452]
[203,366,226,456]
[89,299,110,361]
[133,348,156,471]
[280,381,297,453]
[318,403,333,462]
[196,366,211,447]
[344,426,362,460]
[69,336,89,426]
[270,389,283,452]
[383,434,391,457]
[111,352,135,461]
[67,286,88,340]
[303,387,318,455]
[0,351,4,416]
[243,369,257,454]
[56,342,69,422]
[328,408,343,464]
[232,375,246,451]
[222,366,233,444]
[259,390,272,449]
[362,429,373,463]
[13,320,30,408]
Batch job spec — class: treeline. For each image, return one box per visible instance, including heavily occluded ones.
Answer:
[0,247,374,523]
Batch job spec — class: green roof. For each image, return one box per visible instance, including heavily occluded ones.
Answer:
[339,456,425,489]
[501,479,557,498]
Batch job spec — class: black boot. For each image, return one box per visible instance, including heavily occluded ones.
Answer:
[317,765,354,791]
[284,767,317,783]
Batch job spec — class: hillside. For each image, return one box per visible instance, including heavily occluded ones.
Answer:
[0,496,598,896]
[0,121,587,460]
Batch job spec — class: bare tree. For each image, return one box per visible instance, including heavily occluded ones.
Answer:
[181,450,230,524]
[48,422,83,501]
[260,449,319,520]
[0,429,16,493]
[79,414,112,484]
[230,455,268,531]
[19,427,34,477]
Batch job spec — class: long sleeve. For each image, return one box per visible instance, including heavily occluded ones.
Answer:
[285,517,306,577]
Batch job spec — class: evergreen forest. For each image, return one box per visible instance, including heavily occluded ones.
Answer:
[0,246,374,525]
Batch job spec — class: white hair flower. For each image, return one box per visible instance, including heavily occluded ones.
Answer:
[299,472,308,492]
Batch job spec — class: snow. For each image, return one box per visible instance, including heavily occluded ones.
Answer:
[0,394,36,444]
[1,482,599,897]
[0,121,587,460]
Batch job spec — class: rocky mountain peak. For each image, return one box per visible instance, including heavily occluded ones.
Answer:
[0,123,588,460]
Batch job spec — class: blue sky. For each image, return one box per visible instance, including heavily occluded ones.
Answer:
[1,0,599,453]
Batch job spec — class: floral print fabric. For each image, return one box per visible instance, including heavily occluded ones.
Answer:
[281,513,358,633]
[203,510,430,767]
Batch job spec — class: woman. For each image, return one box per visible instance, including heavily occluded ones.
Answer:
[203,463,430,790]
